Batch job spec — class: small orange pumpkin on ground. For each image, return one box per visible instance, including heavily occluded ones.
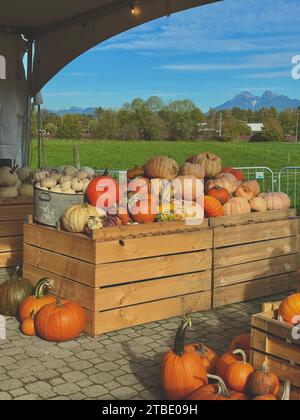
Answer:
[20,311,36,336]
[18,278,56,322]
[224,349,255,393]
[187,374,248,401]
[34,299,86,342]
[204,196,224,218]
[161,317,208,400]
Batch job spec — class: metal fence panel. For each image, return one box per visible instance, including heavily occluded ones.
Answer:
[278,167,300,210]
[235,167,275,192]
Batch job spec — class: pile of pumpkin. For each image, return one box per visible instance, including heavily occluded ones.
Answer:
[0,268,85,342]
[0,166,35,198]
[161,317,290,401]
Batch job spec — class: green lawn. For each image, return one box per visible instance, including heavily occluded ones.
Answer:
[30,139,300,172]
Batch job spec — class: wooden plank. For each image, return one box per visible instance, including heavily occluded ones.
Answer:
[0,251,22,268]
[23,245,96,287]
[92,219,209,241]
[93,291,212,335]
[24,223,95,263]
[252,351,300,388]
[291,387,300,401]
[0,236,23,253]
[210,209,296,227]
[251,329,300,365]
[0,204,33,221]
[96,250,212,286]
[0,197,33,206]
[215,236,299,268]
[213,273,299,308]
[214,254,298,287]
[214,219,299,248]
[0,221,24,237]
[251,315,296,345]
[82,308,95,336]
[95,230,212,263]
[23,264,96,311]
[98,271,211,311]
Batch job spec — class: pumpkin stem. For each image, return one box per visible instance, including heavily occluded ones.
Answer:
[56,298,63,308]
[233,349,247,363]
[103,168,109,176]
[281,381,290,401]
[34,278,52,298]
[174,316,192,356]
[207,374,231,398]
[12,266,21,281]
[198,342,207,356]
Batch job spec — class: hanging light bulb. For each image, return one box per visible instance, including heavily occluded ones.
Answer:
[130,2,140,16]
[131,4,136,15]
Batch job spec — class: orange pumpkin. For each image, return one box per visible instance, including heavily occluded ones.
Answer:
[224,350,255,393]
[278,293,300,325]
[18,278,56,322]
[222,167,244,182]
[229,334,251,360]
[205,173,238,195]
[187,374,248,401]
[204,196,224,218]
[186,343,218,374]
[161,317,208,400]
[207,187,230,205]
[248,362,280,397]
[215,350,243,379]
[235,184,254,201]
[20,312,36,336]
[34,299,86,342]
[253,394,277,401]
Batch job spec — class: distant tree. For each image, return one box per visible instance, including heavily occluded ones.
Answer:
[56,115,81,139]
[262,120,284,142]
[44,122,57,136]
[222,119,251,141]
[145,96,164,113]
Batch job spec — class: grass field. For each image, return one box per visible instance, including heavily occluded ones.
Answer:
[30,139,300,171]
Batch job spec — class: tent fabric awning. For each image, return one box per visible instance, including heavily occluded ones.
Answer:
[0,0,220,95]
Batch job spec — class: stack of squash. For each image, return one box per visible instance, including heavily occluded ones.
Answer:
[161,317,290,401]
[0,166,34,199]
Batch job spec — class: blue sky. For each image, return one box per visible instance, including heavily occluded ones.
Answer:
[43,0,300,112]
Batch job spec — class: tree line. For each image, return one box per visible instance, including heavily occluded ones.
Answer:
[31,96,300,142]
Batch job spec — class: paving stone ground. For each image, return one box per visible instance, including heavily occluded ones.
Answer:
[0,292,288,400]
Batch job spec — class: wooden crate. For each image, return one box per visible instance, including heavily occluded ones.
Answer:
[211,209,300,308]
[23,219,213,336]
[0,198,33,271]
[251,301,300,400]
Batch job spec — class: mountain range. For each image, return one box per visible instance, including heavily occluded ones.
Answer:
[53,91,300,115]
[214,91,300,112]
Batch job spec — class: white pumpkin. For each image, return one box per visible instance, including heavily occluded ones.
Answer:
[62,188,76,194]
[62,203,105,233]
[34,169,50,183]
[60,181,72,191]
[0,167,19,187]
[50,186,63,193]
[80,167,95,178]
[16,167,33,183]
[19,184,34,198]
[0,187,19,198]
[41,177,57,189]
[76,169,91,180]
[249,197,267,212]
[64,166,78,177]
[71,178,85,193]
[59,175,74,184]
[82,178,91,192]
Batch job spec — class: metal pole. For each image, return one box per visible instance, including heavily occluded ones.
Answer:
[24,38,33,166]
[37,104,41,168]
[296,110,299,143]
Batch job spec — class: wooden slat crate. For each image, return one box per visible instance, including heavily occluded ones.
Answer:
[23,220,213,336]
[251,301,300,400]
[211,209,300,308]
[0,198,33,272]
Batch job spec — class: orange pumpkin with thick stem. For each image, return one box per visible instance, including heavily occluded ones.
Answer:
[161,317,208,400]
[204,196,224,218]
[207,187,230,205]
[229,334,251,360]
[224,349,255,393]
[187,374,248,401]
[34,299,86,342]
[248,362,280,397]
[278,293,300,325]
[185,343,218,374]
[215,350,243,379]
[18,278,56,322]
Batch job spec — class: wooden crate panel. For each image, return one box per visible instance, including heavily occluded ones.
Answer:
[24,224,95,263]
[0,251,22,268]
[92,290,212,335]
[24,245,95,287]
[23,264,95,311]
[0,221,24,237]
[214,219,299,248]
[213,273,299,308]
[96,250,212,286]
[291,387,300,401]
[98,271,211,311]
[0,236,23,253]
[95,229,212,264]
[214,254,298,288]
[0,204,33,221]
[214,236,299,268]
[210,209,296,227]
[252,351,300,389]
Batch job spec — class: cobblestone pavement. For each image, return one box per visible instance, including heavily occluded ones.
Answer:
[0,293,287,400]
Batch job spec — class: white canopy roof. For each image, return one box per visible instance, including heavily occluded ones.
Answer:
[0,0,221,164]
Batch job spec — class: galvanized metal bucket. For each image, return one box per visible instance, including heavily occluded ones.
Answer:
[34,186,85,227]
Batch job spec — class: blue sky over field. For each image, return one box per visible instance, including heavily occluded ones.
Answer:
[43,0,300,112]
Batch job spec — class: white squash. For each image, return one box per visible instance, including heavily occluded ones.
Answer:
[19,184,34,198]
[0,187,19,198]
[64,166,78,177]
[50,186,63,193]
[59,175,74,184]
[41,177,57,189]
[79,167,94,179]
[34,169,50,183]
[62,188,76,194]
[0,167,19,187]
[71,178,85,193]
[17,167,33,183]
